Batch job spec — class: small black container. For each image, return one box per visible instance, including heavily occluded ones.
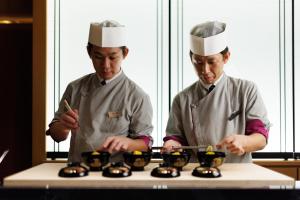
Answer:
[81,151,110,171]
[192,166,221,178]
[151,163,180,178]
[196,151,225,168]
[123,150,152,171]
[161,151,191,170]
[102,162,132,178]
[192,150,226,178]
[58,162,89,178]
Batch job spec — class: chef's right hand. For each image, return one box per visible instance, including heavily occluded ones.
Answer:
[59,109,79,130]
[162,140,182,153]
[216,134,246,156]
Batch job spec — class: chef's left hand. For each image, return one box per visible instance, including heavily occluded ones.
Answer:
[99,136,132,154]
[216,135,247,156]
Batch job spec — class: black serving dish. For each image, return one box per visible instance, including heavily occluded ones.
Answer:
[58,162,89,178]
[81,151,110,171]
[161,151,191,170]
[123,150,152,171]
[102,162,132,178]
[192,149,226,178]
[196,151,225,168]
[151,163,180,178]
[192,166,221,178]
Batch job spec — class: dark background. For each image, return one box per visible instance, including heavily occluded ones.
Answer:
[0,0,33,184]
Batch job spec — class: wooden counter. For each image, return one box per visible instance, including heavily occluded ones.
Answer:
[254,160,300,180]
[3,163,294,189]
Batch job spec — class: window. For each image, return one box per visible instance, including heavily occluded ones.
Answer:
[46,0,298,157]
[46,0,169,152]
[171,0,293,153]
[295,0,300,153]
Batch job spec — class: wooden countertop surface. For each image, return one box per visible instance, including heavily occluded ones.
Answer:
[3,163,294,189]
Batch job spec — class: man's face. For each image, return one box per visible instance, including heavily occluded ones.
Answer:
[191,52,230,84]
[88,46,128,80]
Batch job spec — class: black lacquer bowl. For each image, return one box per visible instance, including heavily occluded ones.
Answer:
[81,151,110,171]
[151,163,180,178]
[102,162,132,178]
[58,162,89,178]
[196,150,225,168]
[161,151,191,170]
[192,150,226,178]
[123,150,152,171]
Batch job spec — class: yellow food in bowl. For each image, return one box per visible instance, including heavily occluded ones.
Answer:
[206,145,214,152]
[205,145,215,155]
[133,150,142,155]
[92,151,100,155]
[171,151,181,155]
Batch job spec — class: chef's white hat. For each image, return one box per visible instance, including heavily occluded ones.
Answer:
[88,20,126,47]
[190,21,227,56]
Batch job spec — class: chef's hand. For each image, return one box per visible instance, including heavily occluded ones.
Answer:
[162,140,182,152]
[49,109,79,142]
[216,135,247,156]
[99,136,132,154]
[217,133,267,155]
[60,109,79,131]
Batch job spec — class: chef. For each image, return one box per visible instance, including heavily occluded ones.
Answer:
[163,21,270,162]
[46,20,153,162]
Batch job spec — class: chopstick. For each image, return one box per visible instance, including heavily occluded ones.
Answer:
[64,99,79,123]
[152,145,208,150]
[152,145,222,151]
[64,99,72,111]
[172,145,226,153]
[64,99,72,112]
[63,99,95,151]
[171,145,208,150]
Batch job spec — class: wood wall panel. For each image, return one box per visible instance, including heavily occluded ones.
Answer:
[0,0,32,16]
[0,24,32,184]
[32,0,46,165]
[255,160,300,180]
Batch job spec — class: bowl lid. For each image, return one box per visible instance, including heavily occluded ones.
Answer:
[150,163,180,178]
[102,162,132,177]
[192,166,221,178]
[58,162,89,177]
